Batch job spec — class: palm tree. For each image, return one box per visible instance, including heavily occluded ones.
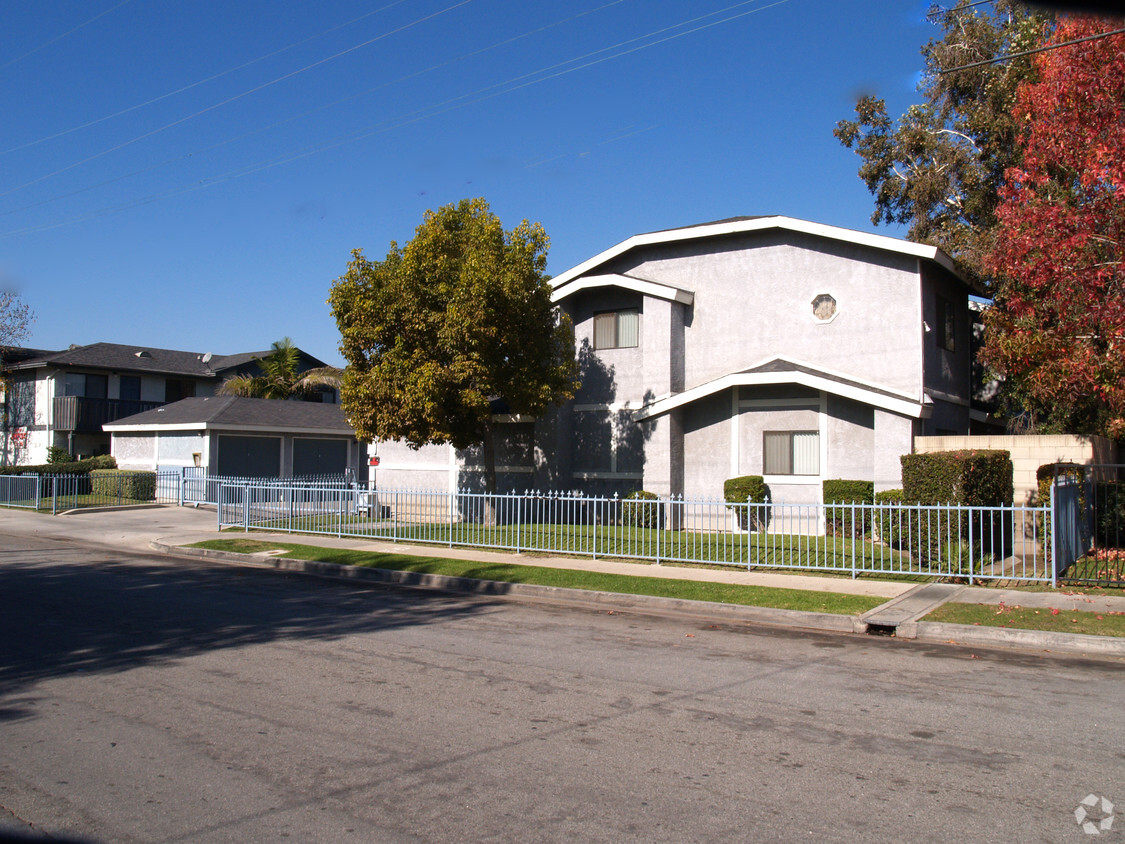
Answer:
[217,337,342,400]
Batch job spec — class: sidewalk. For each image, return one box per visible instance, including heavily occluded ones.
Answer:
[2,504,1124,659]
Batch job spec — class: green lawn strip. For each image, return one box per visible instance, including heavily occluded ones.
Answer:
[923,602,1125,637]
[189,538,882,615]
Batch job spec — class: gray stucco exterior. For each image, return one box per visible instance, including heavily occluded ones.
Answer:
[549,216,974,502]
[371,216,975,502]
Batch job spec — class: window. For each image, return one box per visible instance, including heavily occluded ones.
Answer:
[165,379,196,402]
[64,373,107,398]
[593,309,638,349]
[937,296,956,352]
[119,375,141,402]
[763,431,819,475]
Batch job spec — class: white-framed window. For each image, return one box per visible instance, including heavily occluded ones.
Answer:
[763,430,820,476]
[593,309,639,350]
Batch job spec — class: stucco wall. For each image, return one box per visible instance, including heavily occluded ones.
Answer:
[604,230,926,397]
[913,434,1119,506]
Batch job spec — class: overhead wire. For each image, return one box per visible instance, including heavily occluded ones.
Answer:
[0,0,787,238]
[0,0,134,72]
[0,0,413,158]
[0,0,474,199]
[0,0,632,220]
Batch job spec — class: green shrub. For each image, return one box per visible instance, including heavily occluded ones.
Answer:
[46,446,73,464]
[90,469,156,501]
[723,476,771,531]
[874,489,904,547]
[622,490,661,529]
[0,454,116,476]
[899,450,1014,571]
[823,479,874,536]
[1093,481,1125,549]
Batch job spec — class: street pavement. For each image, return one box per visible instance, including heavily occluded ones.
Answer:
[1,504,1123,660]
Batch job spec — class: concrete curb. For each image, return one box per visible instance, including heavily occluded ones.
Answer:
[910,621,1125,659]
[152,541,866,635]
[151,540,1125,659]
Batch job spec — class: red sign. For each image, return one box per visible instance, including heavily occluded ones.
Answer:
[11,427,27,446]
[368,456,380,467]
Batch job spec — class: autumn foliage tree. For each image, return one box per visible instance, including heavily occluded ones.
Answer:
[981,18,1125,437]
[329,198,579,495]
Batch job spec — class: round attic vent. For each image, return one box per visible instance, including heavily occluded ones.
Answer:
[134,350,152,358]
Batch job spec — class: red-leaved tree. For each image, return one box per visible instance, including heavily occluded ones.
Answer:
[982,17,1125,436]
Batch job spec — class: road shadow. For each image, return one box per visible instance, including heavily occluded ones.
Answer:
[0,543,495,703]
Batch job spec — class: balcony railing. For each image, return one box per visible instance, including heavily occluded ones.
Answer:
[52,396,164,432]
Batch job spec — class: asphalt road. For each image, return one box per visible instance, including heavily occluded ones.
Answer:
[1,531,1122,843]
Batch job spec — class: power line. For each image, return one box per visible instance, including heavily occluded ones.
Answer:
[0,0,633,220]
[0,0,788,238]
[0,0,413,159]
[939,25,1125,73]
[0,0,134,72]
[0,0,473,199]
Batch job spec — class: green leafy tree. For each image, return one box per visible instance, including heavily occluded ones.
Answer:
[217,337,341,400]
[834,1,1052,286]
[328,197,579,496]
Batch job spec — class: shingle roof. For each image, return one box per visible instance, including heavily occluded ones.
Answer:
[2,342,329,377]
[103,396,355,434]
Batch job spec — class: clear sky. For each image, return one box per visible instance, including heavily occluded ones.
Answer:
[4,0,934,367]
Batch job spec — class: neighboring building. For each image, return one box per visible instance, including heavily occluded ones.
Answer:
[1,342,337,466]
[104,396,367,479]
[375,216,979,501]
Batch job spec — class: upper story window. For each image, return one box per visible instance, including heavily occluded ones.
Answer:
[811,293,837,322]
[763,430,820,476]
[64,372,107,399]
[593,309,639,350]
[937,295,956,352]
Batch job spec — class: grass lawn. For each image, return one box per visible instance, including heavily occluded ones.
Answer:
[923,601,1125,637]
[189,538,884,616]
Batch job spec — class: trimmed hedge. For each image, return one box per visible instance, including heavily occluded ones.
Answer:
[901,449,1013,506]
[899,450,1014,572]
[90,469,156,501]
[823,479,875,537]
[723,475,771,531]
[0,454,116,476]
[622,490,662,529]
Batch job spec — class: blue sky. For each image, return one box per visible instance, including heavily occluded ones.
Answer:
[4,0,933,366]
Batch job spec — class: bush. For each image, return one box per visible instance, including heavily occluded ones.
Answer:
[1093,481,1125,549]
[0,454,116,476]
[899,450,1014,572]
[622,490,662,529]
[46,446,73,464]
[823,479,874,536]
[874,489,904,547]
[90,469,156,501]
[723,475,771,531]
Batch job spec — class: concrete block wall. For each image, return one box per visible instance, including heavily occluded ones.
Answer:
[913,435,1120,505]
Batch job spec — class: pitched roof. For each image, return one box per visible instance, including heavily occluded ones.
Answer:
[631,356,932,422]
[2,342,329,377]
[550,215,972,302]
[103,396,356,436]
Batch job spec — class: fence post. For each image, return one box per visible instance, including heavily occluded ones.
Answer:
[1050,483,1058,589]
[243,485,250,532]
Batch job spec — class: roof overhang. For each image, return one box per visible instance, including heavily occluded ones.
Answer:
[550,273,694,305]
[550,215,969,298]
[102,420,357,436]
[633,358,932,422]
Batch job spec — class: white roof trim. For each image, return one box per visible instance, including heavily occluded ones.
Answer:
[550,273,694,305]
[104,421,356,436]
[632,365,930,422]
[550,215,964,293]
